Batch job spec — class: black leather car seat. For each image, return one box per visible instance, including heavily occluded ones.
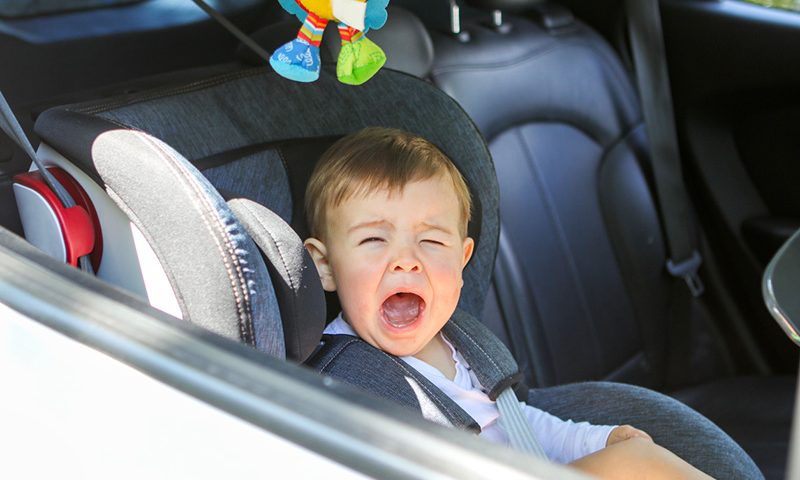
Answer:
[419,1,795,478]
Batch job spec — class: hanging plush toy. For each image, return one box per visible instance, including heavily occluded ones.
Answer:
[270,0,390,85]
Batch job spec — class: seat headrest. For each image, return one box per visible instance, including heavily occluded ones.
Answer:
[238,6,434,79]
[228,198,326,362]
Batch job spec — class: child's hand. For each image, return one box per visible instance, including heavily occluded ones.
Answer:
[606,425,653,446]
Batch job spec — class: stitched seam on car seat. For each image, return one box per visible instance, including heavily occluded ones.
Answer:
[239,200,301,354]
[448,318,502,376]
[137,132,254,344]
[484,119,604,151]
[74,69,264,115]
[580,38,641,118]
[76,69,262,114]
[602,123,644,160]
[318,338,361,372]
[431,42,558,75]
[241,201,299,292]
[87,117,254,342]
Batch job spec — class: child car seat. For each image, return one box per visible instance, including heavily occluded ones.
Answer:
[21,10,762,479]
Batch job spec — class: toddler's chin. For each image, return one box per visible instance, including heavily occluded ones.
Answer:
[369,339,420,358]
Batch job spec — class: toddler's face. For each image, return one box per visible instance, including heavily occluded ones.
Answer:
[306,175,473,358]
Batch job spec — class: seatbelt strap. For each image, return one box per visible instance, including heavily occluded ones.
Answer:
[496,387,548,459]
[0,93,72,209]
[0,91,95,274]
[625,0,704,387]
[189,0,271,62]
[625,0,703,298]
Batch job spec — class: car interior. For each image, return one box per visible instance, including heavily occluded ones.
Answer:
[2,0,799,478]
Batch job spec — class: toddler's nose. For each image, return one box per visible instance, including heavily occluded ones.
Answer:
[391,250,422,273]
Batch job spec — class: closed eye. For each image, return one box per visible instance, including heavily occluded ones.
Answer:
[359,237,385,245]
[421,239,446,246]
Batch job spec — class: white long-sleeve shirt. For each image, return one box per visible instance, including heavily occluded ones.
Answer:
[324,315,615,464]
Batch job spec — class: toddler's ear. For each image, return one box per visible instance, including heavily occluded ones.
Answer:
[462,237,475,268]
[304,238,337,292]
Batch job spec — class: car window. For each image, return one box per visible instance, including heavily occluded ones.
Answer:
[739,0,800,12]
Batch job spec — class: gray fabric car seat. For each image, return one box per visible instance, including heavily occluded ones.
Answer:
[32,66,499,348]
[419,1,795,477]
[25,10,765,479]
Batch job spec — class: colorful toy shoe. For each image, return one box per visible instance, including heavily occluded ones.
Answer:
[364,0,390,31]
[336,36,386,86]
[270,37,321,83]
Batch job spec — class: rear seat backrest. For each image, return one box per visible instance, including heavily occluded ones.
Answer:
[428,8,681,388]
[423,5,797,477]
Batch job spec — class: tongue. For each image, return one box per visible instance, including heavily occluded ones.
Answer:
[383,293,422,328]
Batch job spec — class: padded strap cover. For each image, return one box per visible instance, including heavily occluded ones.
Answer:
[307,309,520,428]
[444,309,521,400]
[228,198,326,362]
[308,334,481,433]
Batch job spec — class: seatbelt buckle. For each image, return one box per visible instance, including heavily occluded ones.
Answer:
[666,251,704,297]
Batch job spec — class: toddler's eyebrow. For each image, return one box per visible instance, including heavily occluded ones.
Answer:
[419,222,455,235]
[348,220,391,233]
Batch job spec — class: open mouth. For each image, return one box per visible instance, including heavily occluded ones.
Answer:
[381,292,426,329]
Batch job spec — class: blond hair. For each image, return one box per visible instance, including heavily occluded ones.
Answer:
[305,127,472,239]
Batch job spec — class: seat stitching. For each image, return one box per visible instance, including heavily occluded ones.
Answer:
[431,41,558,75]
[448,317,502,376]
[318,337,361,373]
[239,200,302,354]
[240,201,298,294]
[137,132,254,344]
[73,69,263,115]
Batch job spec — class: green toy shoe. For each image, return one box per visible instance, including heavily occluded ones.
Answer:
[336,36,386,86]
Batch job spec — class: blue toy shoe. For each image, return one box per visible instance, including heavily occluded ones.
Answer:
[270,38,321,83]
[364,0,390,31]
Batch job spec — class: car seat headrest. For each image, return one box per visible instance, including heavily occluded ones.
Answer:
[238,6,434,79]
[228,198,326,362]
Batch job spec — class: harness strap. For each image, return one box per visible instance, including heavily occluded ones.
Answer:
[308,333,481,433]
[189,0,272,63]
[308,309,549,459]
[443,309,521,400]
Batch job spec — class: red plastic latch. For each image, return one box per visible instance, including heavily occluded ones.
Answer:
[61,205,95,264]
[14,167,103,269]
